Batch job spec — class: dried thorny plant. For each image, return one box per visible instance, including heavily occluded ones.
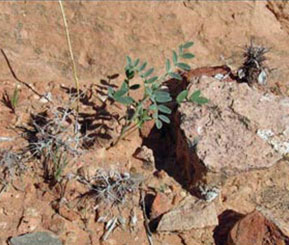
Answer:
[237,41,270,86]
[76,169,143,241]
[78,169,143,207]
[28,108,82,158]
[23,99,88,185]
[0,149,25,182]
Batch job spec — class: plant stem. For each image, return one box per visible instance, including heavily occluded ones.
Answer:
[58,0,80,112]
[122,123,139,138]
[111,123,139,148]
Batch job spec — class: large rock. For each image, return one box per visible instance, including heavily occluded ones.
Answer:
[175,76,289,201]
[9,232,62,245]
[156,195,218,232]
[227,210,289,245]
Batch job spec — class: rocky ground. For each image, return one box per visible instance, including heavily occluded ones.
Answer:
[0,1,289,245]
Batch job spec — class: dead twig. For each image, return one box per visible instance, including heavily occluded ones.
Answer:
[58,0,80,111]
[141,189,153,245]
[1,49,51,102]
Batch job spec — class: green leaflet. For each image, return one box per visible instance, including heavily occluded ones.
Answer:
[176,90,188,104]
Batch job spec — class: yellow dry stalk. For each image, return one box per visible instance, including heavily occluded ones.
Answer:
[58,0,80,112]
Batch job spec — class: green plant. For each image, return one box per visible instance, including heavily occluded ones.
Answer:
[51,145,69,183]
[2,84,19,113]
[108,41,208,146]
[176,89,209,105]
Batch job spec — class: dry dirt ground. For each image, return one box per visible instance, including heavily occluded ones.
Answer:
[0,1,289,245]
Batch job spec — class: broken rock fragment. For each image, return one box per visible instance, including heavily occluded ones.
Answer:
[175,76,289,200]
[150,192,172,220]
[156,195,218,232]
[134,146,155,170]
[227,210,289,245]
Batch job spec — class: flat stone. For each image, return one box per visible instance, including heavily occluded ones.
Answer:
[10,232,62,245]
[156,195,218,232]
[175,76,289,200]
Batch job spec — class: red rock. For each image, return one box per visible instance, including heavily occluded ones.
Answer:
[150,193,171,220]
[184,65,235,82]
[227,210,289,245]
[140,119,155,138]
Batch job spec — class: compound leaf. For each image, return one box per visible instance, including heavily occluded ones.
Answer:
[159,114,170,124]
[172,51,178,65]
[139,61,147,72]
[114,81,129,98]
[189,90,201,101]
[155,91,172,103]
[182,41,194,49]
[125,69,134,79]
[146,76,158,84]
[176,62,191,71]
[126,56,132,66]
[194,97,209,105]
[158,104,171,114]
[129,84,141,90]
[115,96,134,105]
[151,81,161,90]
[181,53,195,59]
[145,87,153,96]
[176,90,188,104]
[156,119,163,129]
[166,59,171,73]
[189,90,209,105]
[149,104,158,111]
[169,72,182,81]
[141,68,154,78]
[134,58,140,67]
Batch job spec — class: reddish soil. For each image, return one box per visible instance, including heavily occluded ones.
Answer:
[0,2,289,245]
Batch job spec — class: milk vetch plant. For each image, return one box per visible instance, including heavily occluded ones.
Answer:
[108,41,208,146]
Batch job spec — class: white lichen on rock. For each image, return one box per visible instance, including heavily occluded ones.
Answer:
[257,129,289,155]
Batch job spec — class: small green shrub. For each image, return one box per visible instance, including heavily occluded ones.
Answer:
[108,41,208,145]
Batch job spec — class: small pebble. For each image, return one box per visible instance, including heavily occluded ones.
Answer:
[180,191,187,197]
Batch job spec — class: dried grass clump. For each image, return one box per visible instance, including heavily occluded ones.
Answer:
[28,107,82,159]
[23,100,89,184]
